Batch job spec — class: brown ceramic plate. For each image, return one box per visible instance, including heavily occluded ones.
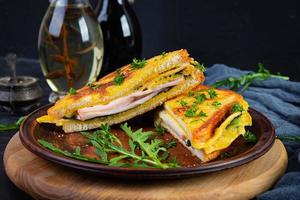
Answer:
[19,104,275,179]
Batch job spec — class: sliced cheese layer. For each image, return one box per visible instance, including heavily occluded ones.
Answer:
[156,109,252,162]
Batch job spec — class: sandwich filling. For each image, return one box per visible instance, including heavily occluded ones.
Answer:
[155,86,252,162]
[77,78,184,120]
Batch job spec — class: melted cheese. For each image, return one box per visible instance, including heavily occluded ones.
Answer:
[156,85,252,162]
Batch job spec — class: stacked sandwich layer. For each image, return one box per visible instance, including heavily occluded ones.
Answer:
[37,49,205,132]
[155,85,252,162]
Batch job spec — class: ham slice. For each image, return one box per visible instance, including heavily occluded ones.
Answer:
[77,78,183,121]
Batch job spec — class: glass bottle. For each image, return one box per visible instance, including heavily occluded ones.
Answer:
[38,0,104,102]
[95,0,142,75]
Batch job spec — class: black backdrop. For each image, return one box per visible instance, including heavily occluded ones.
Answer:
[0,0,300,80]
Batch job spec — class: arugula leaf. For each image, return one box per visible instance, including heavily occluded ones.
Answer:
[155,124,165,135]
[165,139,177,148]
[0,116,25,132]
[212,63,289,91]
[40,123,180,169]
[278,135,300,143]
[131,58,147,69]
[38,140,107,164]
[121,123,175,169]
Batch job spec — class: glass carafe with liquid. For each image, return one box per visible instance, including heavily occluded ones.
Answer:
[38,0,104,102]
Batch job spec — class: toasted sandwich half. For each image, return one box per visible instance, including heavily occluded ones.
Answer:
[37,49,205,132]
[155,85,252,162]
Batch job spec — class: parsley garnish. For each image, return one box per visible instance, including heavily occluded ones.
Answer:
[192,61,206,72]
[114,70,125,85]
[188,91,195,97]
[180,99,188,107]
[161,51,167,57]
[68,87,77,95]
[87,83,101,90]
[185,105,207,118]
[243,131,257,143]
[231,103,244,113]
[212,101,221,108]
[213,63,289,91]
[198,110,208,117]
[207,88,218,98]
[131,58,147,69]
[195,93,206,104]
[185,105,198,117]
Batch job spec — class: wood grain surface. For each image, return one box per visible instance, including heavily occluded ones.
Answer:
[4,133,288,200]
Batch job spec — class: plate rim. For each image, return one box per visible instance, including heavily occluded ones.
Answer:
[19,104,275,178]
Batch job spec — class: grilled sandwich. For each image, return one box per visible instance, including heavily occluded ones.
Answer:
[155,85,252,162]
[37,49,205,132]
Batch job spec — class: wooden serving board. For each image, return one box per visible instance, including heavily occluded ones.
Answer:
[4,133,287,200]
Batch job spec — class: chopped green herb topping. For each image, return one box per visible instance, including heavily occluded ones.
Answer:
[192,61,206,72]
[188,91,195,97]
[180,99,188,106]
[68,87,77,95]
[212,101,222,108]
[185,105,207,118]
[114,70,125,85]
[131,58,147,69]
[207,88,218,98]
[195,93,206,104]
[231,103,244,113]
[198,110,208,117]
[87,83,101,90]
[155,124,165,135]
[185,105,198,117]
[243,131,257,143]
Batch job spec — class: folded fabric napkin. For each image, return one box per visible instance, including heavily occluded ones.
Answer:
[205,64,300,200]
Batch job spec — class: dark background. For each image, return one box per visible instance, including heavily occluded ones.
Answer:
[0,0,300,80]
[0,1,299,199]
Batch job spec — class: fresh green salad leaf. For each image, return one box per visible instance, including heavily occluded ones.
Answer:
[39,123,180,169]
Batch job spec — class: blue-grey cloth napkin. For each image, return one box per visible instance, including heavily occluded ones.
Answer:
[205,64,300,200]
